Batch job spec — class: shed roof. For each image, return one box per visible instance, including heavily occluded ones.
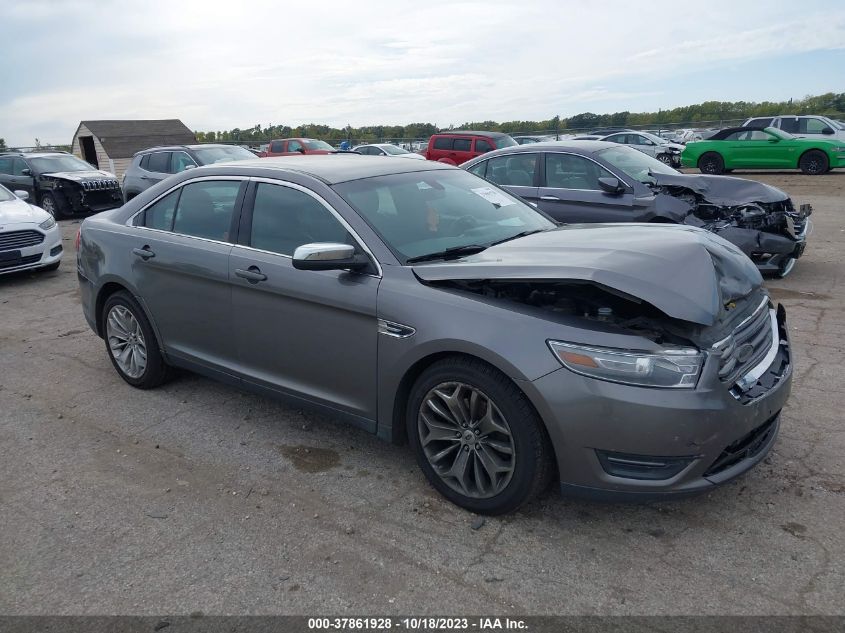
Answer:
[76,120,196,158]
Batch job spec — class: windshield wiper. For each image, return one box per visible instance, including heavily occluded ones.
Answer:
[406,244,488,264]
[489,229,546,246]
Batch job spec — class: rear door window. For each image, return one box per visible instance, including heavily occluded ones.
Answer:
[779,117,799,133]
[453,139,472,151]
[141,189,180,230]
[147,152,171,174]
[288,140,303,152]
[269,141,285,153]
[171,180,242,241]
[485,154,538,186]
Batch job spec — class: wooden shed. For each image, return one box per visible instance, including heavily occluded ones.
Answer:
[71,119,196,178]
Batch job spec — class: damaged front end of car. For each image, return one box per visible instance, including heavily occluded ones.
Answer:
[41,173,123,215]
[650,172,812,277]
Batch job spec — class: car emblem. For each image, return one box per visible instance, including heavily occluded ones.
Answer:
[735,343,756,363]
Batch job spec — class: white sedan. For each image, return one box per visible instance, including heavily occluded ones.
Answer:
[0,184,63,275]
[352,143,426,159]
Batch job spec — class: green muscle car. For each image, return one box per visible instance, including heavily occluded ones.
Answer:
[681,126,845,175]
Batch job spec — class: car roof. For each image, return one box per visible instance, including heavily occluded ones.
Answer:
[186,155,454,185]
[133,144,240,156]
[463,140,621,162]
[432,130,511,139]
[0,151,70,158]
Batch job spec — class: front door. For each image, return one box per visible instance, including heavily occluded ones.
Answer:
[130,178,246,370]
[537,152,636,223]
[230,180,379,421]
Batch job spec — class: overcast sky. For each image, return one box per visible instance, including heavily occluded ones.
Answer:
[1,0,844,146]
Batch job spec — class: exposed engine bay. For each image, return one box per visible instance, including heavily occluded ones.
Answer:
[430,278,764,349]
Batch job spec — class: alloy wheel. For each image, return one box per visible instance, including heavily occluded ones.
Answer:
[106,305,147,379]
[418,382,515,499]
[41,196,56,217]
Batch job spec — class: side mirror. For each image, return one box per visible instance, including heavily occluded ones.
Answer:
[183,164,196,170]
[21,168,32,176]
[822,128,834,135]
[292,243,368,271]
[598,177,624,195]
[14,190,29,201]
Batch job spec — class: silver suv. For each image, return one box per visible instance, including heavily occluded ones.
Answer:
[122,144,255,202]
[743,115,845,141]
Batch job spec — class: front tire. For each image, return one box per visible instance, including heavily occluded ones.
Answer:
[407,357,554,515]
[102,291,170,389]
[656,154,673,166]
[698,152,724,175]
[39,192,68,218]
[799,150,828,175]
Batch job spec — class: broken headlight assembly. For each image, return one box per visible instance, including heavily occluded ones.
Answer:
[548,340,704,388]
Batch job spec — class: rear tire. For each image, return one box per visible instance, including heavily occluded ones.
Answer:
[698,152,724,175]
[102,291,170,389]
[799,150,828,175]
[407,356,554,515]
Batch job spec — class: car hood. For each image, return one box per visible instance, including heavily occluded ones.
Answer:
[412,224,762,327]
[42,170,117,181]
[649,172,788,205]
[0,197,51,225]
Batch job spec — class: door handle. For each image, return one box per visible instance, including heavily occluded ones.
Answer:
[540,195,561,201]
[139,175,151,180]
[132,246,155,260]
[235,266,267,283]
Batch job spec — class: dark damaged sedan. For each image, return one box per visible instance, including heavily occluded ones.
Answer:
[77,156,791,514]
[463,142,811,277]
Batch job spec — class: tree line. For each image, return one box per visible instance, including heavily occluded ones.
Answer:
[193,92,845,143]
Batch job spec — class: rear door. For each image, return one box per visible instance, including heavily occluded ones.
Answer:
[479,153,540,205]
[229,179,380,422]
[141,152,172,188]
[538,152,636,223]
[129,177,246,371]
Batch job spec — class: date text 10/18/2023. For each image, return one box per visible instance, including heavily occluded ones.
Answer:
[307,617,528,631]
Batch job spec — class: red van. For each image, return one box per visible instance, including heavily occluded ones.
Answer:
[424,131,517,165]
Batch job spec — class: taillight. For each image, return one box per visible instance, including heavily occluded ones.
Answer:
[75,228,81,252]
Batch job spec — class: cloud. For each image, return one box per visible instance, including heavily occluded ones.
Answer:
[1,0,844,145]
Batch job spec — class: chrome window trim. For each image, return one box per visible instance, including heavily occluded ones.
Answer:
[125,175,248,227]
[243,177,383,278]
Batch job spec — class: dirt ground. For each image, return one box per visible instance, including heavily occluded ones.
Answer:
[0,169,843,615]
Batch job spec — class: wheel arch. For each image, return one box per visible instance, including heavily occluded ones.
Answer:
[94,280,164,355]
[798,147,829,171]
[387,350,549,451]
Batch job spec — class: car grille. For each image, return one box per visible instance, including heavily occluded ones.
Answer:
[0,253,42,269]
[0,230,44,251]
[703,413,779,477]
[713,298,774,388]
[81,179,120,191]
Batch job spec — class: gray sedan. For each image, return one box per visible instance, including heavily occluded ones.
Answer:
[77,156,791,514]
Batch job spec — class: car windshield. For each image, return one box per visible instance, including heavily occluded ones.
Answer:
[303,139,334,150]
[0,185,14,202]
[29,155,95,173]
[334,169,555,263]
[495,136,518,148]
[381,145,410,155]
[639,131,669,145]
[596,145,678,183]
[192,146,255,164]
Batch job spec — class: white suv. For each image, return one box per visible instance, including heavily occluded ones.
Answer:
[742,115,845,141]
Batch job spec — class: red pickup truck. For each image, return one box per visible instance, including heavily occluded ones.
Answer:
[259,138,336,157]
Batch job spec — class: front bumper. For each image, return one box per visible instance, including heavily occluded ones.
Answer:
[521,305,792,501]
[0,224,63,275]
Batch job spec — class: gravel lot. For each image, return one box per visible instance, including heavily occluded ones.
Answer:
[1,170,842,616]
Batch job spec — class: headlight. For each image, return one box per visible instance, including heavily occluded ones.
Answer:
[39,217,56,230]
[548,340,704,388]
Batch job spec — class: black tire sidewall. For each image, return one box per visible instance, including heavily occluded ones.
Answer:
[699,153,723,174]
[40,193,60,218]
[407,359,550,515]
[102,291,167,389]
[800,150,828,175]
